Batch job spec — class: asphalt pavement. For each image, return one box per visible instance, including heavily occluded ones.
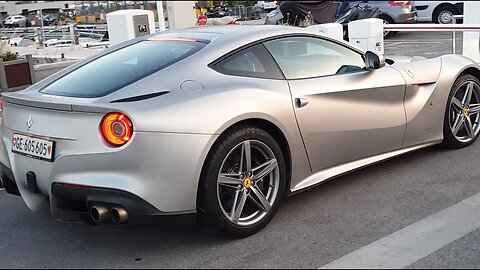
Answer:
[1,29,480,269]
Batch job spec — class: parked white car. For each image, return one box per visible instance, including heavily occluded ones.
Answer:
[3,15,29,27]
[413,1,464,24]
[255,1,277,12]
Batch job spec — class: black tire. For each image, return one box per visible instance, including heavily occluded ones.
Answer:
[198,125,286,238]
[379,15,396,39]
[433,5,457,24]
[443,74,480,149]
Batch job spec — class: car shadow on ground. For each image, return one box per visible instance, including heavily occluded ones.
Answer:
[2,144,479,268]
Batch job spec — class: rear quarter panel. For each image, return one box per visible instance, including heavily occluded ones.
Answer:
[391,55,480,147]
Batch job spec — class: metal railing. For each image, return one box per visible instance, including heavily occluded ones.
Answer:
[383,20,480,58]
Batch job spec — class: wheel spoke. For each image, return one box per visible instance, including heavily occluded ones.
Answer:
[249,186,271,212]
[452,114,464,136]
[231,189,248,223]
[470,104,480,115]
[465,116,475,138]
[230,190,240,217]
[252,159,278,181]
[238,143,245,174]
[462,82,474,106]
[452,97,464,110]
[243,141,252,174]
[218,173,242,187]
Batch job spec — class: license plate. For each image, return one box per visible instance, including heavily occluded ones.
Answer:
[12,133,55,162]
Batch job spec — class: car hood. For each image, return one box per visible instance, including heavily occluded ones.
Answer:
[386,55,427,63]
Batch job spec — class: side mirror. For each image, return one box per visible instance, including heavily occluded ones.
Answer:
[365,51,385,70]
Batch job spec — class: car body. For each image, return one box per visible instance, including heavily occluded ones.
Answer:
[2,25,480,237]
[265,1,416,37]
[366,0,417,38]
[3,15,29,28]
[43,14,59,26]
[367,0,417,23]
[413,1,464,24]
[255,1,278,13]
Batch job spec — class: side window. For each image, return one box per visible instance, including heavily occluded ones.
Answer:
[264,37,366,80]
[211,44,284,79]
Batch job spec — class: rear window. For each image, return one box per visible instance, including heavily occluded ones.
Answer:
[41,40,206,98]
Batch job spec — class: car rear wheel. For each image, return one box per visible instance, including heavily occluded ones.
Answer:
[443,74,480,148]
[198,126,286,238]
[433,5,457,24]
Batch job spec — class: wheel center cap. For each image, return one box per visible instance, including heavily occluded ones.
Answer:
[243,178,252,189]
[463,107,470,117]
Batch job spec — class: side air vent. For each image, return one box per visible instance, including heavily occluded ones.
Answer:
[110,91,169,103]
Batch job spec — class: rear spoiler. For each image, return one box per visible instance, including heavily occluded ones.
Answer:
[2,92,113,113]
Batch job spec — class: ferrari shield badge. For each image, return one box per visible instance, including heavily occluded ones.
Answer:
[404,68,415,79]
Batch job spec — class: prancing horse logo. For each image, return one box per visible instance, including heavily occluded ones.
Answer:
[26,115,33,131]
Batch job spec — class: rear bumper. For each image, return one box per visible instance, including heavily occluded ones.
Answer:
[394,12,417,24]
[0,129,218,219]
[51,182,164,217]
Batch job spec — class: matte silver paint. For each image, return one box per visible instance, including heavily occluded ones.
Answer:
[1,25,479,220]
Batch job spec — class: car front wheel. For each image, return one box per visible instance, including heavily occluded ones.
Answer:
[198,126,286,237]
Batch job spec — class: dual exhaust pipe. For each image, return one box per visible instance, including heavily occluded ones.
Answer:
[90,205,128,224]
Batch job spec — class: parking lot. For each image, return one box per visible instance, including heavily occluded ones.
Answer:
[2,28,480,269]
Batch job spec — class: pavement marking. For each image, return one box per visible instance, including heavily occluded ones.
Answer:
[385,39,452,42]
[320,192,480,269]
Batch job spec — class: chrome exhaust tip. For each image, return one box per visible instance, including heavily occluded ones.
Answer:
[90,205,109,223]
[111,207,128,224]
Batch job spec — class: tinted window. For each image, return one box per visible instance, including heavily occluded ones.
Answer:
[264,37,365,79]
[41,40,206,98]
[212,44,284,79]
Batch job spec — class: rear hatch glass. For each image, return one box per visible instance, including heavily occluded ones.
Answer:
[41,39,206,98]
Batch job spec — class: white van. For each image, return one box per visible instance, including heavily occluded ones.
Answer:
[413,1,464,24]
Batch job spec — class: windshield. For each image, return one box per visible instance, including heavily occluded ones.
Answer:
[41,40,206,98]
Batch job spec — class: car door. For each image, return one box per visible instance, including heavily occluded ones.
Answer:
[264,36,407,173]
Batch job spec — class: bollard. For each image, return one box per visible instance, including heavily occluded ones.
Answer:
[348,18,384,54]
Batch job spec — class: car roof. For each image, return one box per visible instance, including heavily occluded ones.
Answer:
[151,25,313,45]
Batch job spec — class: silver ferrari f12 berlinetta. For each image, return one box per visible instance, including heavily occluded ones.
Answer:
[2,25,480,237]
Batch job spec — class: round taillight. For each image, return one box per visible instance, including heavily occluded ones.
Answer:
[100,112,133,146]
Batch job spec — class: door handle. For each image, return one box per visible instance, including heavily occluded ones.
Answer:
[295,98,309,108]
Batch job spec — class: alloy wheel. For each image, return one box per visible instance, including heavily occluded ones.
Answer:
[438,10,454,24]
[449,80,480,143]
[216,140,280,227]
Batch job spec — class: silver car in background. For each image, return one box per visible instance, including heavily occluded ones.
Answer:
[365,0,417,37]
[2,25,480,238]
[265,1,417,38]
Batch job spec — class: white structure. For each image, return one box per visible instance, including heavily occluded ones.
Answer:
[0,1,74,15]
[307,23,343,41]
[166,1,196,30]
[348,18,384,54]
[156,1,166,32]
[106,9,155,46]
[462,1,480,63]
